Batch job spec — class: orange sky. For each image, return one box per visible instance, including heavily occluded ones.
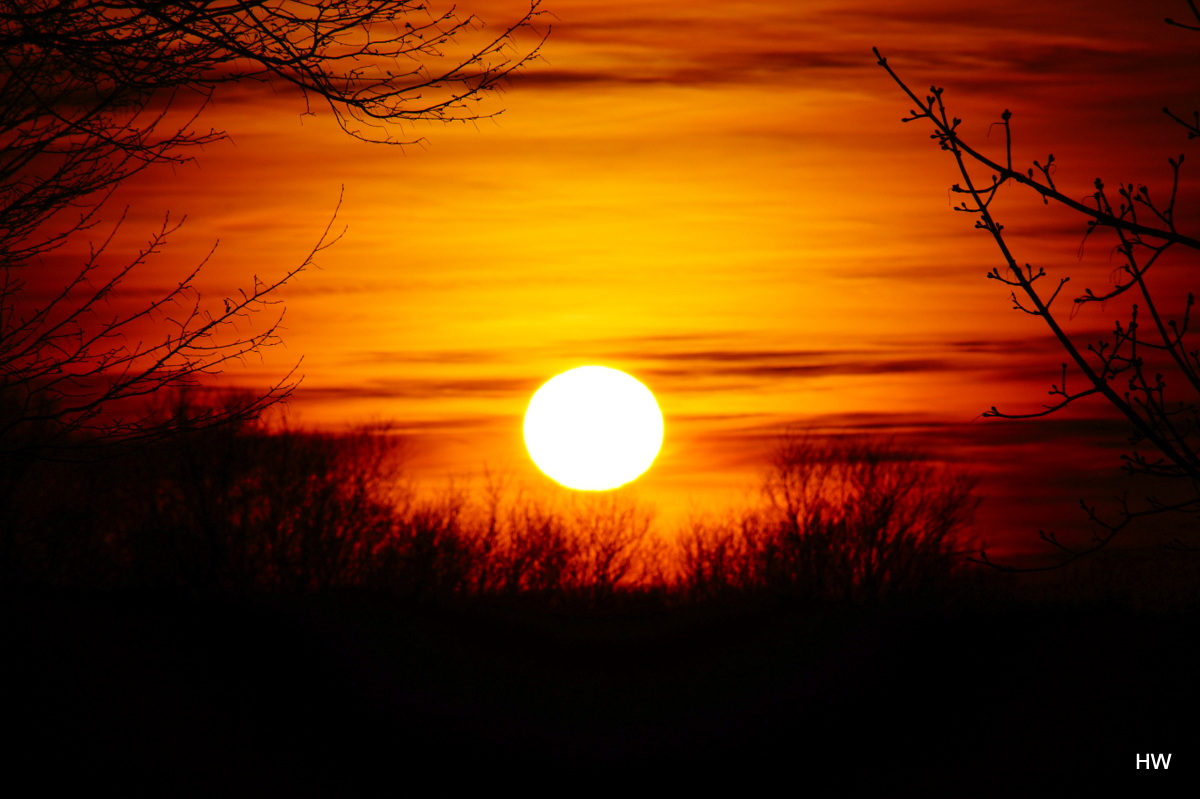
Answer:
[81,0,1200,555]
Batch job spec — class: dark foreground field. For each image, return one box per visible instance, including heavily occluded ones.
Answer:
[5,583,1196,793]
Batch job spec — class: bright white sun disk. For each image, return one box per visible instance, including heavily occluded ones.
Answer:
[523,366,664,491]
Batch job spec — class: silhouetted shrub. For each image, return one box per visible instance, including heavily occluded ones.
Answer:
[458,483,658,603]
[362,489,479,599]
[676,435,979,602]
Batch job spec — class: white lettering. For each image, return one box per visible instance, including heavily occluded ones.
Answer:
[1137,753,1172,769]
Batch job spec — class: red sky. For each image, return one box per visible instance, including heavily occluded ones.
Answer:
[83,0,1200,556]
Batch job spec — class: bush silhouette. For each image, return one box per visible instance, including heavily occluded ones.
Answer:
[676,435,979,602]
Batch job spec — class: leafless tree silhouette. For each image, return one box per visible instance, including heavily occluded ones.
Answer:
[677,435,978,602]
[873,2,1200,565]
[0,2,544,573]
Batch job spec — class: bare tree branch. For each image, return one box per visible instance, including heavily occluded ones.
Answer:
[873,5,1200,564]
[0,2,546,576]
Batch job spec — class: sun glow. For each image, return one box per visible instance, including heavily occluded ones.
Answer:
[523,366,664,491]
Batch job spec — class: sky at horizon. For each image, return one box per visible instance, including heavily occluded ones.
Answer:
[60,0,1200,557]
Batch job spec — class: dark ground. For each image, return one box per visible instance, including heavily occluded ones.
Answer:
[4,586,1196,794]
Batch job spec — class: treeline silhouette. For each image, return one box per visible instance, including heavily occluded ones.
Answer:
[2,406,980,602]
[11,405,1199,789]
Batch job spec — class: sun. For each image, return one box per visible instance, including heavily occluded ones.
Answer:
[523,366,664,491]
